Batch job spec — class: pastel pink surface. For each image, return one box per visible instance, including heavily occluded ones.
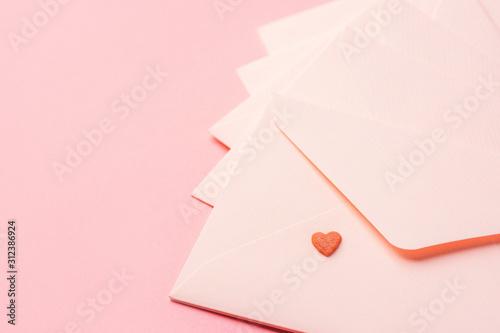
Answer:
[0,1,333,332]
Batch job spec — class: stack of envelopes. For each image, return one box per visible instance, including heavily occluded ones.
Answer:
[171,0,500,332]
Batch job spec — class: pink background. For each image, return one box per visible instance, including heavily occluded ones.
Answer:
[0,0,331,332]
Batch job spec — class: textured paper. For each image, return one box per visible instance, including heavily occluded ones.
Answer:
[172,95,500,333]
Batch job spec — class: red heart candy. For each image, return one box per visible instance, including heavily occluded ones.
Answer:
[311,232,342,257]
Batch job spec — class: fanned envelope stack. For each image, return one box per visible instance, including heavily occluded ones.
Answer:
[172,1,500,332]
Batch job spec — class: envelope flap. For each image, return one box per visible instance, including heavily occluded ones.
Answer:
[277,96,500,250]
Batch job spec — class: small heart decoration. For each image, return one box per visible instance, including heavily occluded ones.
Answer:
[311,232,342,257]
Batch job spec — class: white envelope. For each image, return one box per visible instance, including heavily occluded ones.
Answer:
[171,96,500,332]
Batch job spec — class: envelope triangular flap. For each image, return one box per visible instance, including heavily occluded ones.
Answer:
[277,95,500,250]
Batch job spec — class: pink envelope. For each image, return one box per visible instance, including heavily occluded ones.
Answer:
[480,0,500,31]
[208,35,334,149]
[210,0,383,148]
[259,0,500,59]
[247,0,499,100]
[429,0,500,60]
[279,97,500,248]
[197,0,500,206]
[171,96,500,332]
[277,2,500,249]
[236,35,332,95]
[208,0,499,151]
[258,0,381,53]
[172,2,500,331]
